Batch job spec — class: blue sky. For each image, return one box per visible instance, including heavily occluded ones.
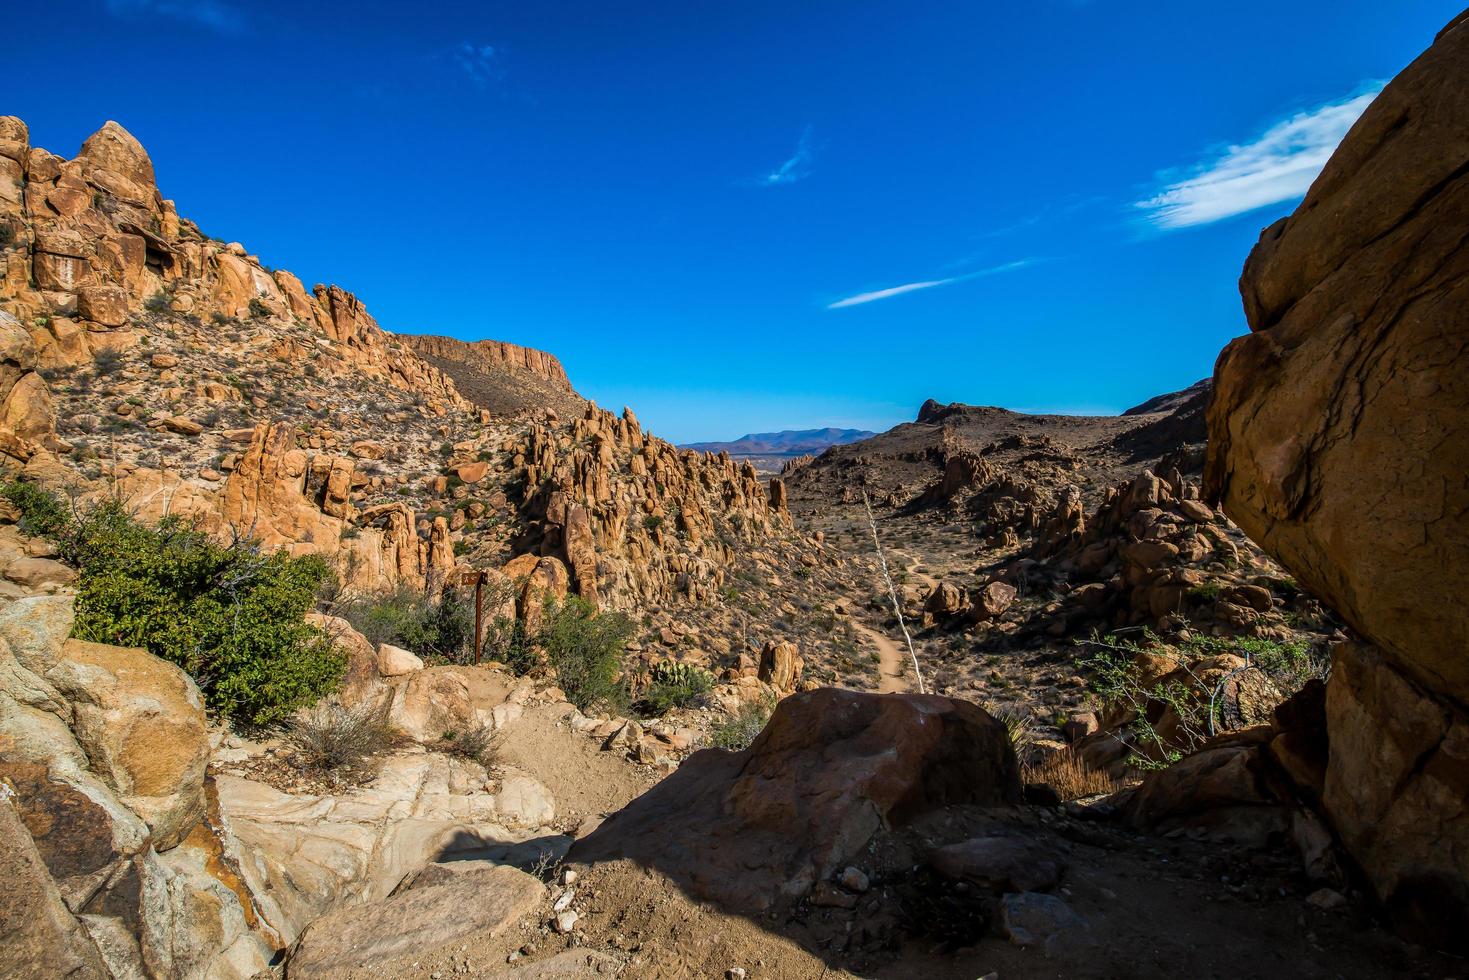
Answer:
[11,2,1461,442]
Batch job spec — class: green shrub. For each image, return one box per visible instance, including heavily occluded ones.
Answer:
[2,482,342,726]
[710,694,777,750]
[144,290,172,313]
[538,596,634,714]
[337,584,475,663]
[247,297,271,318]
[636,660,714,717]
[2,480,72,539]
[484,614,535,674]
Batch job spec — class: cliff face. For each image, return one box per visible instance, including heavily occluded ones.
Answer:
[1206,12,1469,950]
[399,334,573,393]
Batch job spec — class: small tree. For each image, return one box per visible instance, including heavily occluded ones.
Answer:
[538,596,634,714]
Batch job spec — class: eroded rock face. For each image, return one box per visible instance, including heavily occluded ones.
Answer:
[1206,18,1469,705]
[1204,14,1469,951]
[399,334,574,393]
[0,585,272,979]
[514,402,796,610]
[568,688,1021,912]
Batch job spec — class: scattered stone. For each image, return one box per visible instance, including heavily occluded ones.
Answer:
[1001,891,1087,950]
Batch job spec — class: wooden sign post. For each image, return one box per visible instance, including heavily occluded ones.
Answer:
[458,569,486,666]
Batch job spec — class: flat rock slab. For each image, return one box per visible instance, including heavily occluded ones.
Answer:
[288,864,545,978]
[930,835,1065,893]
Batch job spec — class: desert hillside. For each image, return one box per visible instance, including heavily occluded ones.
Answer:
[2,8,1468,980]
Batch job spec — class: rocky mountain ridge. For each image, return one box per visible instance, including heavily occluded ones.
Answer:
[683,427,877,457]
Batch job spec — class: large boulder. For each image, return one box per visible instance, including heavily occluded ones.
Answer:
[47,638,210,849]
[0,590,271,978]
[0,795,109,979]
[216,752,559,946]
[568,688,1021,912]
[1204,13,1469,951]
[1206,13,1469,706]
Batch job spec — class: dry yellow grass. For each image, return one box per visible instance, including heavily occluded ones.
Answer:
[1022,747,1117,801]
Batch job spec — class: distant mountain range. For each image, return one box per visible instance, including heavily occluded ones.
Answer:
[683,427,877,457]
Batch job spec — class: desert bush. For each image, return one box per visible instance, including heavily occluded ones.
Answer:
[1077,628,1326,769]
[987,704,1034,750]
[336,584,475,663]
[437,720,502,767]
[247,297,271,318]
[538,596,634,714]
[284,699,395,772]
[144,290,172,313]
[92,346,123,376]
[1,481,343,725]
[636,660,715,717]
[710,693,778,751]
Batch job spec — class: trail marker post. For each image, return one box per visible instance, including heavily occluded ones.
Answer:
[458,569,486,665]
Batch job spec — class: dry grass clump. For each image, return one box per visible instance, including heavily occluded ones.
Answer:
[437,720,504,767]
[1022,748,1117,802]
[283,699,396,773]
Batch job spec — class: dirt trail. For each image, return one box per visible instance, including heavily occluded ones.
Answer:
[856,621,913,693]
[889,548,939,592]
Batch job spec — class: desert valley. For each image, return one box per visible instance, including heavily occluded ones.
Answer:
[2,8,1467,980]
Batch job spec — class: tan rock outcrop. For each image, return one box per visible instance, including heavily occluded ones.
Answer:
[0,587,272,978]
[1204,14,1469,951]
[399,333,575,393]
[569,688,1022,912]
[513,402,798,611]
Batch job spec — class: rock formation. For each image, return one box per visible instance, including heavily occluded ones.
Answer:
[400,334,574,393]
[511,401,796,609]
[569,688,1021,912]
[0,591,274,978]
[1205,11,1469,950]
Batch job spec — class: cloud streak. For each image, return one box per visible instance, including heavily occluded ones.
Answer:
[104,0,246,33]
[827,259,1036,309]
[1137,86,1382,229]
[757,127,815,186]
[451,43,502,87]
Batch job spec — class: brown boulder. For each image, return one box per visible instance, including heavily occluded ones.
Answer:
[970,580,1018,621]
[1322,642,1469,949]
[923,581,966,620]
[77,120,156,205]
[76,284,129,327]
[568,688,1021,912]
[454,460,488,483]
[1206,15,1469,709]
[0,795,108,979]
[1203,14,1469,949]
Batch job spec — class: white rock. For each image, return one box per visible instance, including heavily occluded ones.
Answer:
[378,643,424,677]
[553,888,575,913]
[554,910,578,934]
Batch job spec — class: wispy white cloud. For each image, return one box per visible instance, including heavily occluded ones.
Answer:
[451,43,502,87]
[757,126,816,187]
[1137,86,1382,229]
[104,0,246,32]
[827,259,1036,310]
